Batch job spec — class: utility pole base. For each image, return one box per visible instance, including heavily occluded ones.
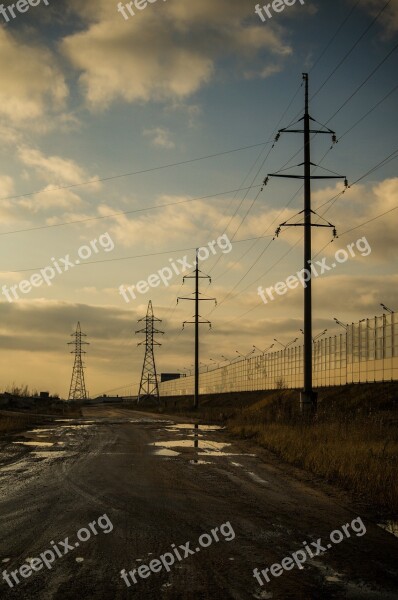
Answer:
[300,390,318,414]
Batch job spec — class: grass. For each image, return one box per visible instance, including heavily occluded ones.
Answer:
[0,412,46,434]
[152,382,398,515]
[228,384,398,515]
[0,404,83,435]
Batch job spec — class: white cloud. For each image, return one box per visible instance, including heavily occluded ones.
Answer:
[0,28,68,125]
[62,0,292,110]
[17,146,92,186]
[143,127,175,149]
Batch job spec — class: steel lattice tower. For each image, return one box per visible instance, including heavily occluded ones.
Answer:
[68,321,89,400]
[136,301,164,404]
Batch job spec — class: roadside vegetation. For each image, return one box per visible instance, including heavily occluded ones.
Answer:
[142,382,398,515]
[228,384,398,515]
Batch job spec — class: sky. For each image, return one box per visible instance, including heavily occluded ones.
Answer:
[0,0,397,398]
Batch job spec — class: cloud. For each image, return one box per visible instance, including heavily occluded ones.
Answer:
[0,28,68,125]
[19,187,83,213]
[357,0,398,36]
[0,175,19,225]
[143,127,175,149]
[62,0,292,110]
[97,196,237,248]
[313,178,398,261]
[17,146,94,186]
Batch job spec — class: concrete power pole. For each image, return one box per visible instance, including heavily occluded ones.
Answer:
[269,73,348,414]
[178,249,216,409]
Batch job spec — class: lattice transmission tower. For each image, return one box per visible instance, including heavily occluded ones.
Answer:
[68,321,89,400]
[136,301,164,404]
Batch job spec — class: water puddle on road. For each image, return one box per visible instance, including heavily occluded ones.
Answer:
[153,448,180,457]
[151,440,231,451]
[32,451,69,459]
[377,520,398,538]
[13,441,54,447]
[151,423,255,461]
[166,424,223,432]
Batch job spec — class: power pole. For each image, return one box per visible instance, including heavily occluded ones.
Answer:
[178,249,216,409]
[136,300,164,404]
[268,73,348,414]
[68,321,89,400]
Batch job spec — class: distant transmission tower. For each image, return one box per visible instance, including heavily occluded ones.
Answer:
[136,301,164,404]
[68,322,89,400]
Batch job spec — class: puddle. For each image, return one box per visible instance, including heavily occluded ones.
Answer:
[254,590,273,599]
[230,461,243,467]
[61,425,92,430]
[75,557,84,563]
[198,451,256,457]
[166,424,223,431]
[32,451,68,459]
[28,429,56,434]
[326,575,342,583]
[247,472,269,485]
[153,448,180,457]
[13,441,54,447]
[150,440,230,451]
[377,520,398,538]
[189,460,212,465]
[1,558,10,563]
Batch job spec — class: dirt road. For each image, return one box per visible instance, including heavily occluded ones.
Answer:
[0,406,397,599]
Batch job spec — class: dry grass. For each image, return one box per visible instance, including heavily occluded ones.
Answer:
[229,385,398,514]
[0,413,44,434]
[0,404,82,435]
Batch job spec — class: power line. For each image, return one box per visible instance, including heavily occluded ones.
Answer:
[0,140,272,204]
[309,0,362,74]
[312,0,392,101]
[325,39,398,125]
[216,148,398,322]
[0,184,263,237]
[2,233,274,274]
[208,81,303,276]
[208,70,398,302]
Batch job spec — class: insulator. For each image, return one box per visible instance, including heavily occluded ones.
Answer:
[344,178,348,188]
[332,134,337,144]
[275,133,280,142]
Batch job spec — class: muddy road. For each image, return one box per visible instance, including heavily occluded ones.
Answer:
[0,406,397,599]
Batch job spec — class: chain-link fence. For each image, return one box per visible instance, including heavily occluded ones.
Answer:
[159,313,398,396]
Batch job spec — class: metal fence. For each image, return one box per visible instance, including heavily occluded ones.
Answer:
[159,313,398,396]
